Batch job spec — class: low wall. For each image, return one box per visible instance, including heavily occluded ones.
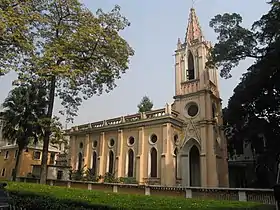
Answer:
[17,177,276,205]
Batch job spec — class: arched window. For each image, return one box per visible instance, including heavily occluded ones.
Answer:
[92,151,97,176]
[150,147,157,178]
[77,152,83,171]
[174,148,178,179]
[108,150,114,175]
[187,51,195,80]
[127,149,134,177]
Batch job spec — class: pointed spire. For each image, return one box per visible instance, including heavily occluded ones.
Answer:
[185,8,204,43]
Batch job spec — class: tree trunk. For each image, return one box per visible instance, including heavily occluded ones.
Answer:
[12,148,23,181]
[40,76,56,184]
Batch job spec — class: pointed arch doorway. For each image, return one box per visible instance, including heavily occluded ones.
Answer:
[180,139,201,187]
[189,145,201,186]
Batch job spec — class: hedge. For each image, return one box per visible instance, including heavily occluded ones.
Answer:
[4,182,275,210]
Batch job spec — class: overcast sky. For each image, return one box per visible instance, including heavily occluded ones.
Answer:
[0,0,270,127]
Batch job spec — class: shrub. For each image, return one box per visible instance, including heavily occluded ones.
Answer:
[119,177,138,184]
[70,166,86,181]
[84,168,102,182]
[103,172,119,183]
[5,182,275,210]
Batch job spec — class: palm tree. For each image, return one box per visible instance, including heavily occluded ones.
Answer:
[0,82,48,181]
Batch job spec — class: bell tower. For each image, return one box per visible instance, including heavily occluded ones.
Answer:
[173,8,229,187]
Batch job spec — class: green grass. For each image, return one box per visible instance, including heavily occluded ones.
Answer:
[4,182,275,210]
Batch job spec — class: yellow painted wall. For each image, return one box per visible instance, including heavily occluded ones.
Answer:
[69,123,175,185]
[0,147,59,180]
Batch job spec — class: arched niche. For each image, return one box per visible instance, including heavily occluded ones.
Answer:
[150,147,157,178]
[77,152,83,171]
[108,150,114,175]
[92,151,97,176]
[127,149,134,177]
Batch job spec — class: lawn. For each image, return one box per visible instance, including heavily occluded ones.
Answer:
[5,182,275,209]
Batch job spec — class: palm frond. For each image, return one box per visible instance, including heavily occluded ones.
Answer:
[1,81,49,149]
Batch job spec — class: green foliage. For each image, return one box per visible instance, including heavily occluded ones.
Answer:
[137,96,153,113]
[207,1,280,78]
[15,2,134,123]
[0,81,48,180]
[84,168,102,182]
[223,41,280,187]
[70,168,126,183]
[70,165,86,181]
[119,177,138,184]
[1,1,134,183]
[103,172,119,183]
[49,116,67,146]
[70,166,101,182]
[211,1,280,187]
[0,0,42,76]
[6,182,273,210]
[0,80,67,149]
[0,81,48,147]
[207,13,260,79]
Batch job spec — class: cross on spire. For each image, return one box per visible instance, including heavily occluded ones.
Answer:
[192,0,196,8]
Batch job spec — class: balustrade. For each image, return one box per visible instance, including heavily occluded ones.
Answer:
[69,106,180,133]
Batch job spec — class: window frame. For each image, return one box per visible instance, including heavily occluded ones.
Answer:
[4,151,9,160]
[33,151,41,160]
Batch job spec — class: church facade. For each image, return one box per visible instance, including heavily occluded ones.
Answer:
[67,8,229,188]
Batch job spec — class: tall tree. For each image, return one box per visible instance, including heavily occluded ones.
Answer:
[209,0,280,187]
[11,1,134,183]
[0,81,47,181]
[137,96,153,113]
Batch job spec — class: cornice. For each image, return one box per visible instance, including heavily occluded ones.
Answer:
[173,89,210,100]
[68,116,184,136]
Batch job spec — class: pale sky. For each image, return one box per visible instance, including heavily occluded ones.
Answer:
[0,0,270,128]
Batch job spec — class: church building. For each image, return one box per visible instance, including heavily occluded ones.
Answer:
[67,8,229,188]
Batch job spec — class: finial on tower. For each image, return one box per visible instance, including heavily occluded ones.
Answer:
[185,6,204,43]
[177,38,182,49]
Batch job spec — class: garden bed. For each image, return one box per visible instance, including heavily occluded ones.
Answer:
[5,182,275,209]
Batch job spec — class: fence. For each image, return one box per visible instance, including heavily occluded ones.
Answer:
[17,177,276,205]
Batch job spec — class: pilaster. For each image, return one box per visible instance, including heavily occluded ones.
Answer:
[84,134,91,168]
[207,125,219,187]
[162,123,174,186]
[161,124,167,185]
[98,132,106,176]
[199,46,207,90]
[175,50,183,96]
[197,121,208,187]
[70,136,76,169]
[137,127,145,184]
[181,54,186,85]
[116,129,124,178]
